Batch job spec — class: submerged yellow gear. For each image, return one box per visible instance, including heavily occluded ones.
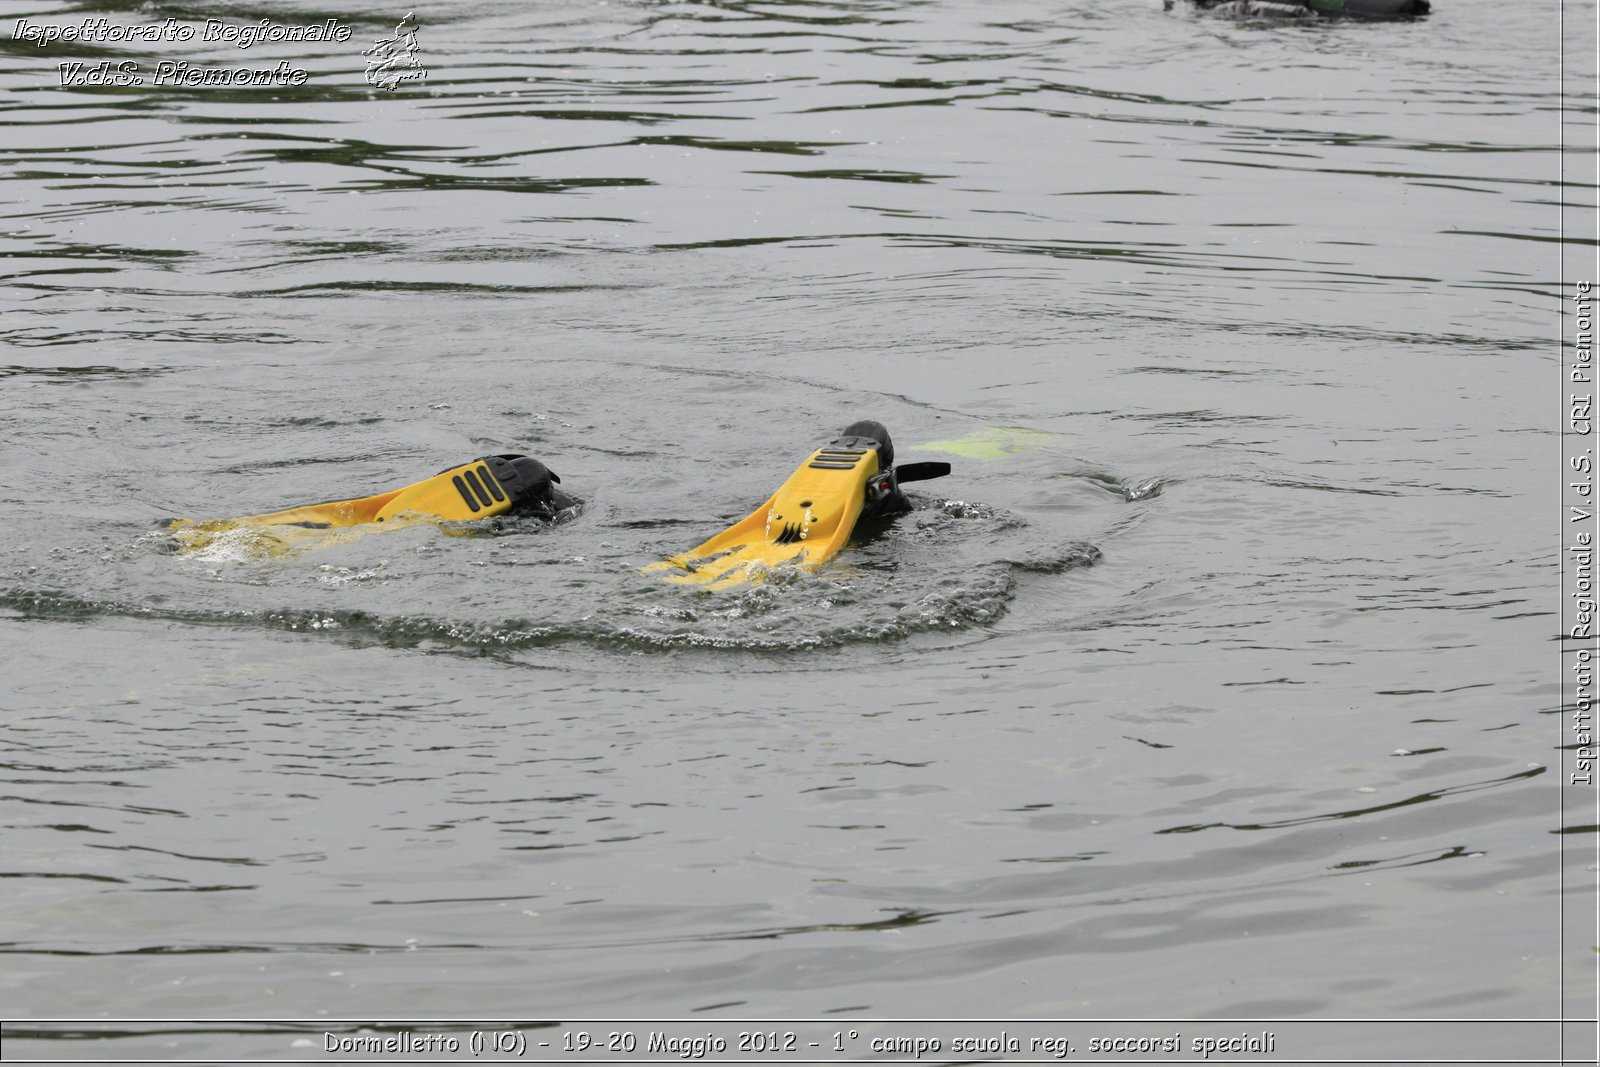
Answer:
[169,454,570,552]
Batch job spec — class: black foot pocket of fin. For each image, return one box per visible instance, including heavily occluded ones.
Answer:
[480,454,575,519]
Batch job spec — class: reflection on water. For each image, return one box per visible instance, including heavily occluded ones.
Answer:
[0,0,1589,1053]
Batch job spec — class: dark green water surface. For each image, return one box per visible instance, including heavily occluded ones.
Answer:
[0,0,1593,1057]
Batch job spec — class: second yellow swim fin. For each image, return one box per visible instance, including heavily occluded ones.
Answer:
[646,420,950,589]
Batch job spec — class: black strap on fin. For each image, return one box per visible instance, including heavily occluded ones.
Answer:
[893,462,951,483]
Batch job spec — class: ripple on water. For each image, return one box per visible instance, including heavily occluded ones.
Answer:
[3,494,1103,656]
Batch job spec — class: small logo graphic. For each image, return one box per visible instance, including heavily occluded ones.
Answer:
[362,12,425,91]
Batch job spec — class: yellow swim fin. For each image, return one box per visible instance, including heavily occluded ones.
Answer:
[170,454,571,552]
[646,420,950,589]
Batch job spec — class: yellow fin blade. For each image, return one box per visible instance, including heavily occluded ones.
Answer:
[171,459,519,554]
[373,460,515,523]
[649,442,881,588]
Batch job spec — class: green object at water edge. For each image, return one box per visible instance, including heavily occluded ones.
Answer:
[908,427,1059,461]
